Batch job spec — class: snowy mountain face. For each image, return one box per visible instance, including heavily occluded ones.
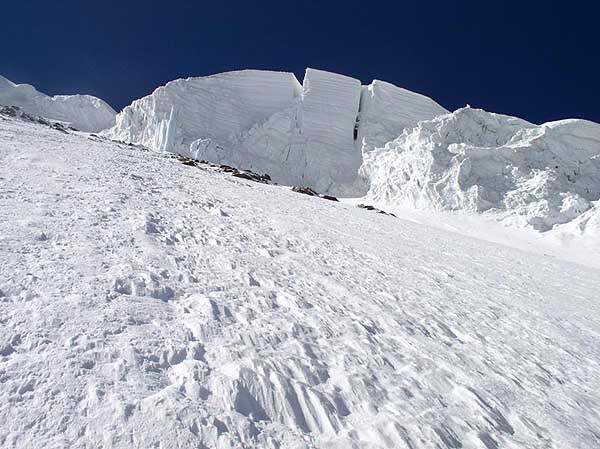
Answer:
[2,115,600,449]
[0,74,116,132]
[104,68,600,234]
[104,68,448,195]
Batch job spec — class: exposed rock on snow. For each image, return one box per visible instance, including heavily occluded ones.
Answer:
[292,186,320,196]
[104,68,446,195]
[1,105,54,125]
[362,107,600,231]
[291,186,339,201]
[0,74,116,132]
[356,203,397,217]
[172,154,273,184]
[1,105,75,133]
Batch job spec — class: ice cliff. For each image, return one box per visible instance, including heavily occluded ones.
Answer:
[0,74,116,132]
[104,68,448,194]
[104,68,599,232]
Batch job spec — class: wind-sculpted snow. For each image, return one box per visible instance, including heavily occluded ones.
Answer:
[105,68,445,195]
[550,201,600,257]
[0,74,116,132]
[555,201,600,236]
[2,117,600,449]
[362,107,600,231]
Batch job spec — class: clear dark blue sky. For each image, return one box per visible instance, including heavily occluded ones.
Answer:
[1,0,598,124]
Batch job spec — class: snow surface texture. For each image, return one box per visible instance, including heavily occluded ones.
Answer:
[2,116,600,449]
[362,107,600,231]
[0,74,116,132]
[104,68,447,194]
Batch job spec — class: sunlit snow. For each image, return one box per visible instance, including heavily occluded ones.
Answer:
[1,115,599,449]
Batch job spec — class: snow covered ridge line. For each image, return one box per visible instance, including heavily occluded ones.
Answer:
[103,68,448,195]
[362,106,600,232]
[0,74,116,132]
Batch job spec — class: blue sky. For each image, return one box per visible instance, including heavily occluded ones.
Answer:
[1,0,598,123]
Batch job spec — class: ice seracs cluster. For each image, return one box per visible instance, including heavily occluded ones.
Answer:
[105,67,599,232]
[0,74,116,132]
[362,107,600,230]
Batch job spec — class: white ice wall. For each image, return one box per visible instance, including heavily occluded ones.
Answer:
[299,69,363,191]
[105,68,446,195]
[108,70,302,153]
[187,69,364,193]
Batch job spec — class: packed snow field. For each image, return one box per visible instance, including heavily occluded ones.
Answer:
[2,116,600,448]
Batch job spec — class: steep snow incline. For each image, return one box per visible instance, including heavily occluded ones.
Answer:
[0,74,116,132]
[2,116,600,449]
[549,201,600,258]
[357,80,449,152]
[362,107,600,231]
[105,69,445,195]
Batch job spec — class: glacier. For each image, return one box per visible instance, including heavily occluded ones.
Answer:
[104,68,448,195]
[0,74,116,132]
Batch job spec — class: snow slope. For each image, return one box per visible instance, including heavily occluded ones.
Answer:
[104,68,447,194]
[2,115,600,449]
[362,107,600,231]
[548,201,600,260]
[0,74,116,132]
